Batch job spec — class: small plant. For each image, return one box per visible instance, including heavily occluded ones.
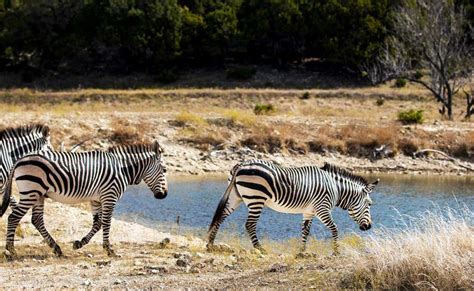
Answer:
[395,78,407,88]
[226,66,256,80]
[300,92,310,100]
[254,103,275,115]
[376,98,385,106]
[398,109,424,124]
[414,71,423,80]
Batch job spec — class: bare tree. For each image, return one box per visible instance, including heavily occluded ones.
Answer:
[367,0,473,120]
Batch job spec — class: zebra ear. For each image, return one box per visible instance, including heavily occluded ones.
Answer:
[152,141,163,154]
[372,178,380,185]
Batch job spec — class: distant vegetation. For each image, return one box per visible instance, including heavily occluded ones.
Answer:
[1,0,471,80]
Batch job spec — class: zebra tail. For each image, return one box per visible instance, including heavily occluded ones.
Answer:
[0,163,15,217]
[208,170,238,232]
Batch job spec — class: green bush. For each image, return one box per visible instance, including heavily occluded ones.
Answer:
[376,98,385,106]
[414,71,423,80]
[300,92,311,99]
[395,78,407,88]
[254,103,275,115]
[226,66,256,80]
[398,109,424,124]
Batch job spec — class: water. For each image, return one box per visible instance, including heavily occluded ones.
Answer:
[115,174,473,241]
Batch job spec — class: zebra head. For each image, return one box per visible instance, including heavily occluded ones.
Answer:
[347,179,379,231]
[142,141,168,199]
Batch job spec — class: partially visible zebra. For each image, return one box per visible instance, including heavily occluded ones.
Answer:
[208,160,379,254]
[0,141,167,257]
[0,124,53,208]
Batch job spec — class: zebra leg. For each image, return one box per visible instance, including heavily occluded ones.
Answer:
[207,188,242,249]
[100,197,117,257]
[31,197,63,256]
[318,211,339,255]
[73,201,102,250]
[300,213,314,253]
[5,195,38,257]
[244,200,266,252]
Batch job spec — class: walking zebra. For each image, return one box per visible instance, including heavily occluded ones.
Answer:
[0,141,167,257]
[0,124,53,208]
[207,160,378,254]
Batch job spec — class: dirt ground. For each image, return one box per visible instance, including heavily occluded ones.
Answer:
[0,202,356,289]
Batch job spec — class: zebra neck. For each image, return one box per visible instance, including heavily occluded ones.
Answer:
[3,137,47,162]
[334,179,363,210]
[116,153,152,185]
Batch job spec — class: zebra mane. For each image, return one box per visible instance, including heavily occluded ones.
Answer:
[0,124,50,140]
[321,162,368,186]
[107,142,162,155]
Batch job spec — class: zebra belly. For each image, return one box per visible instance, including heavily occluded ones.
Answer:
[265,199,313,214]
[45,191,99,204]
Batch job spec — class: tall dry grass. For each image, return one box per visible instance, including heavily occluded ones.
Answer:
[347,207,474,289]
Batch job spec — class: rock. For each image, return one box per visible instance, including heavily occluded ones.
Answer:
[210,243,234,253]
[113,279,123,285]
[96,260,111,267]
[159,238,171,249]
[194,252,204,259]
[81,279,92,287]
[144,265,168,274]
[268,263,289,273]
[176,258,190,267]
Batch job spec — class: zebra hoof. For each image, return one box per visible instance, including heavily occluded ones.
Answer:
[105,248,117,257]
[4,249,16,261]
[72,240,83,250]
[53,246,63,257]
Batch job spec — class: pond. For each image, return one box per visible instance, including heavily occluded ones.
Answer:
[115,174,473,241]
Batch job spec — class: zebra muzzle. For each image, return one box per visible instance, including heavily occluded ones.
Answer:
[359,223,371,231]
[154,190,168,199]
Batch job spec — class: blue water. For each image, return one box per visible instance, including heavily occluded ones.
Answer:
[115,174,473,241]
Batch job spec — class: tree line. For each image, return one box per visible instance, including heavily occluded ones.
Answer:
[0,0,414,76]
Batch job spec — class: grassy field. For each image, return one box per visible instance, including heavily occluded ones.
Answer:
[1,83,472,164]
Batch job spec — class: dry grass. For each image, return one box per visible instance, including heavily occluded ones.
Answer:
[347,207,474,289]
[174,112,208,127]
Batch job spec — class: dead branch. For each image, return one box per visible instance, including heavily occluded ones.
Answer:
[413,149,473,171]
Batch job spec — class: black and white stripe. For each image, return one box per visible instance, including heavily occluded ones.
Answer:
[208,160,379,254]
[0,124,53,208]
[0,141,167,257]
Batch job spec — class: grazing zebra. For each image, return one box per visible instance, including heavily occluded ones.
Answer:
[207,160,379,254]
[0,124,53,208]
[0,141,167,257]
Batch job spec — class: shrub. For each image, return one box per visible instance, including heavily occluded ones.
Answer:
[226,66,256,80]
[241,135,282,153]
[174,112,207,127]
[395,78,407,88]
[376,98,385,106]
[414,70,423,80]
[254,103,275,115]
[398,109,424,124]
[398,138,419,155]
[300,92,310,100]
[223,110,256,127]
[181,134,226,151]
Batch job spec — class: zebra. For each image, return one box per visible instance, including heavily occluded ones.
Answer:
[207,160,379,255]
[0,124,53,208]
[0,141,167,258]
